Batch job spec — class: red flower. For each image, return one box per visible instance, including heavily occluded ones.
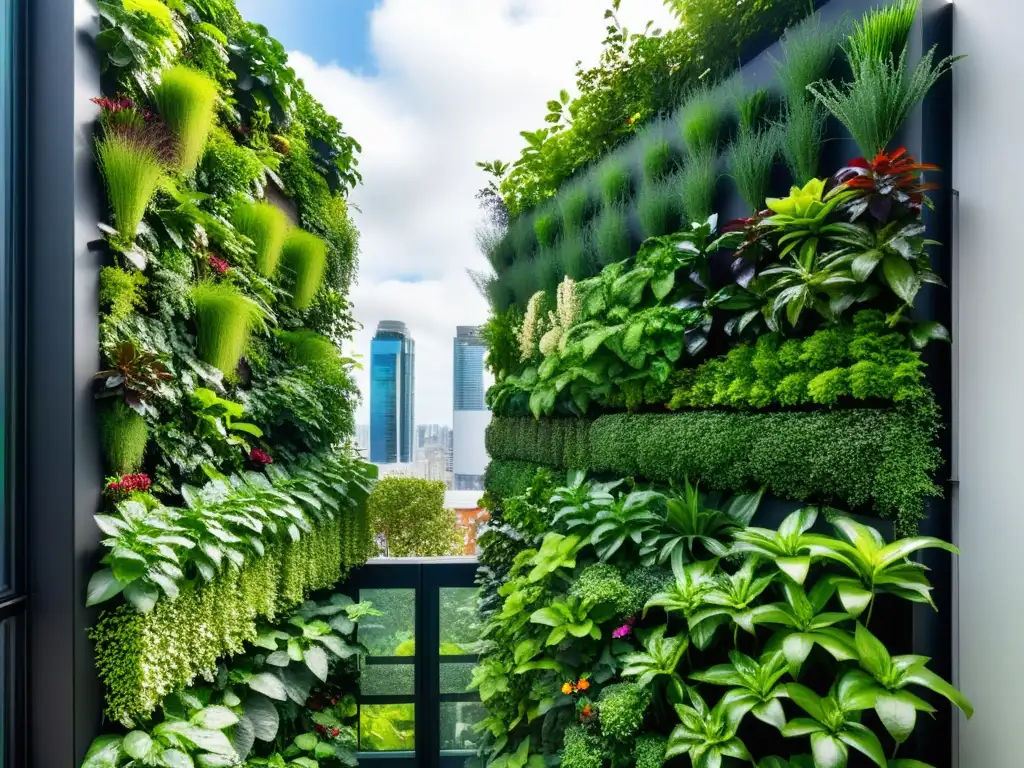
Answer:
[834,147,940,222]
[208,254,230,276]
[250,448,273,466]
[331,728,340,737]
[105,473,151,497]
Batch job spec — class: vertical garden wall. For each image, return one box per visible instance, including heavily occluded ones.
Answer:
[50,1,382,766]
[472,0,965,766]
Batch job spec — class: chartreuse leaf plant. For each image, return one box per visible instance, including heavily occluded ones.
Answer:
[472,473,970,768]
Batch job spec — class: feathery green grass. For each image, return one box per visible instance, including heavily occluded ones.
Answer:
[533,208,562,249]
[809,47,961,158]
[152,65,220,174]
[282,230,329,309]
[772,13,841,108]
[508,214,538,263]
[638,177,685,239]
[233,202,290,277]
[560,180,598,234]
[101,400,149,475]
[728,126,779,214]
[124,0,174,31]
[97,132,165,240]
[736,88,769,135]
[593,206,632,266]
[278,329,341,368]
[680,86,724,156]
[598,159,634,205]
[555,228,596,281]
[533,248,563,297]
[505,258,540,309]
[192,281,267,375]
[846,0,919,71]
[780,98,827,185]
[679,150,719,223]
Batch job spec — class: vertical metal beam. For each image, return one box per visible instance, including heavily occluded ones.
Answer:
[27,0,103,765]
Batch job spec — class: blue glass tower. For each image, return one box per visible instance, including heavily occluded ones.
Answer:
[370,321,415,464]
[453,326,486,411]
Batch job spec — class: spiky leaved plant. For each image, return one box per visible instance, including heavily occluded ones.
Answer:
[96,131,165,240]
[281,230,329,309]
[780,97,827,185]
[680,149,719,223]
[152,65,220,174]
[233,202,290,277]
[809,47,961,159]
[845,0,919,71]
[772,13,841,109]
[100,400,149,475]
[191,281,267,375]
[728,126,779,214]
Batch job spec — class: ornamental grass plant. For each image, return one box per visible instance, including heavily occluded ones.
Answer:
[593,205,632,266]
[680,85,724,157]
[679,149,719,223]
[191,280,267,375]
[728,125,779,214]
[96,131,165,240]
[598,158,634,206]
[772,12,841,109]
[232,201,290,277]
[278,329,341,368]
[281,229,329,309]
[845,0,919,71]
[780,97,827,185]
[560,179,599,235]
[555,228,596,281]
[152,65,220,174]
[100,400,149,475]
[638,176,685,239]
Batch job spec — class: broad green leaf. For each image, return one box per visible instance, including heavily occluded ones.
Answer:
[777,556,811,584]
[810,733,848,768]
[752,698,787,730]
[294,733,318,751]
[123,731,153,760]
[854,623,892,680]
[881,253,919,304]
[191,705,239,730]
[244,693,280,742]
[161,749,194,768]
[836,723,887,768]
[124,579,160,613]
[783,633,814,678]
[875,691,916,744]
[904,666,974,718]
[304,645,329,682]
[86,569,126,606]
[248,672,288,701]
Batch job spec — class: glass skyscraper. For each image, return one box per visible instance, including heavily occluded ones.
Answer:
[370,321,415,464]
[452,326,489,490]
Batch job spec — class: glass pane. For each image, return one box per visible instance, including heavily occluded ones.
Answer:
[360,662,414,696]
[439,587,480,655]
[0,0,12,594]
[440,661,475,694]
[440,701,487,753]
[358,588,415,655]
[359,703,415,752]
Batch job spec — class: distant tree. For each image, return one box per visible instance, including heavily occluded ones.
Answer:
[368,477,462,557]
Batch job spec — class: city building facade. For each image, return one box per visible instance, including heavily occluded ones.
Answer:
[369,321,415,464]
[452,326,489,490]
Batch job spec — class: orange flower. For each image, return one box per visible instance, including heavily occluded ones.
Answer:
[561,682,574,695]
[580,704,593,719]
[576,678,590,692]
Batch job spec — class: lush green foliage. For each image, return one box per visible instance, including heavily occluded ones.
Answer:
[367,476,464,557]
[97,129,166,240]
[192,280,268,376]
[101,399,150,474]
[487,401,942,533]
[471,474,969,767]
[729,126,779,215]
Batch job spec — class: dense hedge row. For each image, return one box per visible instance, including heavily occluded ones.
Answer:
[487,403,942,532]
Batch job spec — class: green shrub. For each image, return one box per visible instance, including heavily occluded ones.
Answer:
[191,280,267,375]
[96,132,165,239]
[637,177,684,239]
[679,149,719,222]
[100,400,149,475]
[368,477,463,557]
[125,0,174,29]
[634,735,667,768]
[560,180,598,234]
[534,209,562,249]
[598,159,634,205]
[593,206,631,266]
[486,403,943,533]
[597,683,651,742]
[561,725,604,768]
[232,201,290,277]
[621,566,673,617]
[277,329,341,368]
[91,516,347,724]
[99,266,147,324]
[772,13,840,109]
[199,126,264,198]
[484,460,546,501]
[728,126,778,213]
[680,86,723,156]
[570,563,631,616]
[641,136,680,182]
[152,65,220,174]
[282,229,329,309]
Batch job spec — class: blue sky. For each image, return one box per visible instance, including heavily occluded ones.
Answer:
[235,0,379,72]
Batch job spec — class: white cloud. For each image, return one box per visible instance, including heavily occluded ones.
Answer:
[288,0,678,426]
